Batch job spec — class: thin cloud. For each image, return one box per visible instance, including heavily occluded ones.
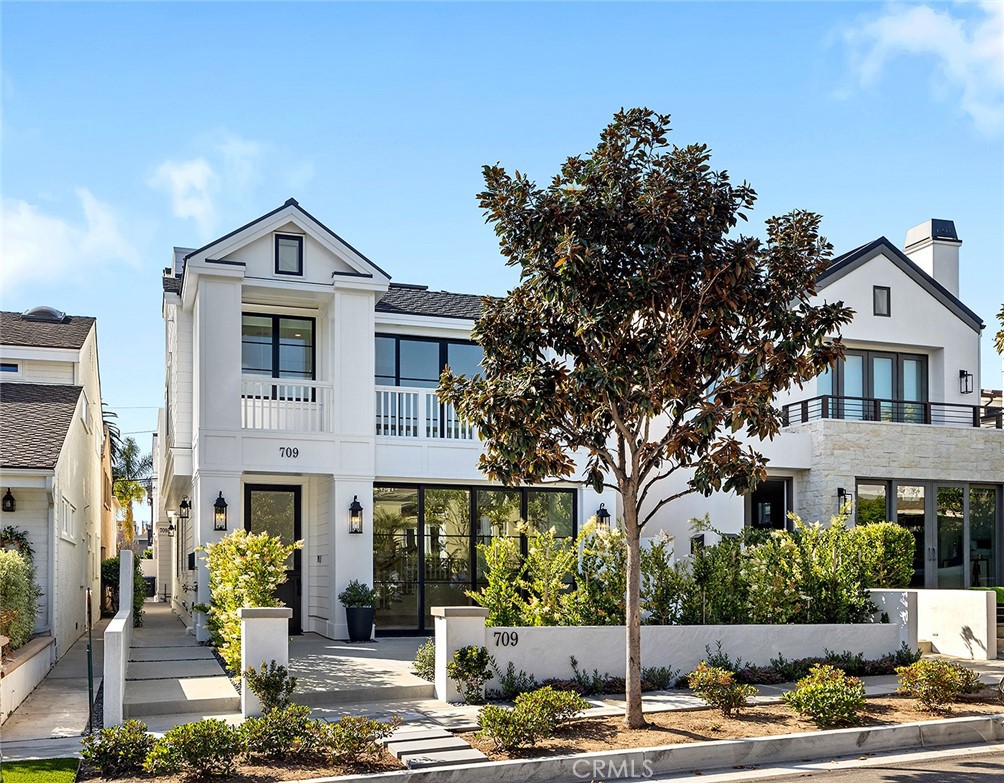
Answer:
[1,189,139,294]
[148,157,219,240]
[844,1,1004,134]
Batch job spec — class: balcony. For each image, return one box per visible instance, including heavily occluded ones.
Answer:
[375,385,475,440]
[241,377,333,433]
[782,395,1002,429]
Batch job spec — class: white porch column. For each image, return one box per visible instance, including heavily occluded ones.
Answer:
[239,607,293,717]
[432,606,489,703]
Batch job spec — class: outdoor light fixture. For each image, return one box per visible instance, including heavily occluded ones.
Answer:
[213,492,228,532]
[349,495,364,534]
[960,370,974,395]
[837,487,849,512]
[595,503,611,526]
[166,521,176,537]
[179,496,191,520]
[2,489,14,513]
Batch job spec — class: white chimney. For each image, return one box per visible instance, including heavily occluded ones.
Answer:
[904,219,961,296]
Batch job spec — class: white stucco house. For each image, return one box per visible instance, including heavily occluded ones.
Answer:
[153,202,1003,641]
[0,307,107,720]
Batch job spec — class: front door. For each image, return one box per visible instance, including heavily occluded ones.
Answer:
[245,485,302,633]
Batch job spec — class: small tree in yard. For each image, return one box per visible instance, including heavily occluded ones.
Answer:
[440,108,853,728]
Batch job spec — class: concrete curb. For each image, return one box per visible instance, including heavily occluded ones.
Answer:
[299,713,1004,783]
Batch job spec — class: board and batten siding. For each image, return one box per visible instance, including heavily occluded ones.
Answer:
[19,359,75,384]
[308,476,331,625]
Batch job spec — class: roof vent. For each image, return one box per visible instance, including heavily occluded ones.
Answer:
[20,305,68,323]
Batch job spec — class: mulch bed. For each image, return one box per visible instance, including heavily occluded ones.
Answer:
[464,688,1004,760]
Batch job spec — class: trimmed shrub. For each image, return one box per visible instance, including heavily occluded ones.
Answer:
[896,659,984,711]
[687,663,759,717]
[100,555,146,627]
[781,664,866,727]
[849,522,915,588]
[446,645,494,704]
[567,522,626,625]
[413,639,435,682]
[477,686,588,751]
[314,715,401,765]
[642,666,679,691]
[145,718,242,779]
[201,530,302,673]
[0,549,40,649]
[467,536,525,626]
[240,704,314,760]
[489,660,539,701]
[244,660,297,713]
[81,719,153,776]
[641,533,696,625]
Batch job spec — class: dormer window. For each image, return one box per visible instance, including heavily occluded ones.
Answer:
[275,234,303,276]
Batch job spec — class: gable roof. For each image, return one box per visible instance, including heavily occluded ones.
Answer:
[817,237,984,332]
[182,198,391,279]
[376,284,489,320]
[0,383,83,469]
[0,311,95,349]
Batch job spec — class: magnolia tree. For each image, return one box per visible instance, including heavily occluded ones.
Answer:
[440,108,854,727]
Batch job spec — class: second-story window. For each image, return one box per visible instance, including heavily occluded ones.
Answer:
[375,335,482,387]
[242,314,315,382]
[275,234,304,276]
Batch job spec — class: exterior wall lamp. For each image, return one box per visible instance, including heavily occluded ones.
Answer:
[213,492,228,532]
[349,495,364,534]
[959,370,974,395]
[179,496,191,520]
[2,488,15,513]
[837,487,849,513]
[595,503,611,526]
[166,521,176,537]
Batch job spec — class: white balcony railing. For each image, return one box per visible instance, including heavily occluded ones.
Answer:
[241,377,333,433]
[375,385,476,440]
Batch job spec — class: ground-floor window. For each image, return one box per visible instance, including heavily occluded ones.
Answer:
[373,483,576,633]
[854,479,1001,589]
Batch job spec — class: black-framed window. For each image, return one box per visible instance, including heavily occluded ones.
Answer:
[375,334,483,387]
[275,234,303,276]
[0,362,19,374]
[241,313,315,381]
[873,286,891,317]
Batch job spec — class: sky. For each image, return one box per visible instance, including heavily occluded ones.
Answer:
[2,1,1003,447]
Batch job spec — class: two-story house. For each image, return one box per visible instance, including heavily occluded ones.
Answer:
[153,199,614,640]
[0,308,106,660]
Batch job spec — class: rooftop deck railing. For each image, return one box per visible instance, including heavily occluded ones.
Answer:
[782,394,1002,429]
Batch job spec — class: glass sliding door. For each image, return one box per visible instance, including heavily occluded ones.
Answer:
[935,486,966,589]
[895,484,927,588]
[423,489,472,629]
[475,489,522,585]
[969,487,997,587]
[871,355,895,420]
[842,354,865,419]
[373,487,420,630]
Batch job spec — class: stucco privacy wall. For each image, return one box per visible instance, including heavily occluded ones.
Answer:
[915,589,997,660]
[792,419,1004,527]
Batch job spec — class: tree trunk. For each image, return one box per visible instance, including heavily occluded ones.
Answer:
[623,496,646,728]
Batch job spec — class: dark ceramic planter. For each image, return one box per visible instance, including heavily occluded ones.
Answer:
[345,606,375,642]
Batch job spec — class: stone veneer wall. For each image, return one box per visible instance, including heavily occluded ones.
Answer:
[791,419,1004,525]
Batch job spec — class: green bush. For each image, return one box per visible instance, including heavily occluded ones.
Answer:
[477,686,588,751]
[467,536,526,626]
[896,659,984,711]
[81,719,153,776]
[641,533,696,625]
[0,549,40,649]
[849,522,915,588]
[99,555,147,627]
[240,704,314,760]
[413,639,435,682]
[314,715,401,765]
[337,580,379,608]
[687,663,759,717]
[446,646,494,704]
[201,530,302,674]
[567,522,626,625]
[781,664,866,727]
[642,666,679,691]
[743,532,803,623]
[244,660,297,713]
[144,718,242,779]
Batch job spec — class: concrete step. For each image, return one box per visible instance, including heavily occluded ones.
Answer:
[124,676,240,718]
[399,748,489,768]
[127,660,226,680]
[292,681,435,707]
[918,640,934,654]
[384,727,488,769]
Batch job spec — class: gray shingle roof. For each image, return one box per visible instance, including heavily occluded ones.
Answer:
[0,311,95,349]
[376,285,489,320]
[0,383,82,469]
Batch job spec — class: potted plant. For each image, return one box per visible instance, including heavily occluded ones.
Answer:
[339,580,379,642]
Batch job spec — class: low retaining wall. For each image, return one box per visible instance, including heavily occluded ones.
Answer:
[103,549,134,727]
[0,636,55,724]
[915,589,997,660]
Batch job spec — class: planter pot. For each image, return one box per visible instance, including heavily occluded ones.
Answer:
[345,606,375,642]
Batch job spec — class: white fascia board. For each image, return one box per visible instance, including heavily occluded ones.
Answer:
[0,469,54,488]
[180,261,246,311]
[0,345,80,363]
[375,312,477,337]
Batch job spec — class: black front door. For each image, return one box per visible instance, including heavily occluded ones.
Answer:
[245,485,302,633]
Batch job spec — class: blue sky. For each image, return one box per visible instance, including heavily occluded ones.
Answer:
[3,1,1002,445]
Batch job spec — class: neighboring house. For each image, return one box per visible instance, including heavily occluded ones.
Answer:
[0,308,105,657]
[100,422,118,562]
[154,203,1003,642]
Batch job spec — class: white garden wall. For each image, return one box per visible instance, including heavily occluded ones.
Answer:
[915,589,996,660]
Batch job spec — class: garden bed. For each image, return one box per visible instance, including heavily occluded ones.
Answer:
[463,688,1004,760]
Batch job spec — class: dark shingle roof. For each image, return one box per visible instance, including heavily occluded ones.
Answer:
[163,275,183,294]
[0,383,82,469]
[0,311,95,349]
[376,284,489,320]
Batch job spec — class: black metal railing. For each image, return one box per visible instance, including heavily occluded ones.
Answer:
[782,395,1002,429]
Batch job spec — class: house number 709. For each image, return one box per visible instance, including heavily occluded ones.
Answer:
[279,447,299,458]
[493,631,518,647]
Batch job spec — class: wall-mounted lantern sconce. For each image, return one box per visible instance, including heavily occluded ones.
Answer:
[179,496,191,520]
[837,487,849,512]
[2,488,15,513]
[959,370,974,395]
[595,503,611,526]
[166,521,176,537]
[349,495,364,534]
[213,492,228,532]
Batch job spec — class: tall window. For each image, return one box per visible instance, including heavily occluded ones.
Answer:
[241,314,315,381]
[820,350,927,422]
[274,234,303,275]
[375,335,483,387]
